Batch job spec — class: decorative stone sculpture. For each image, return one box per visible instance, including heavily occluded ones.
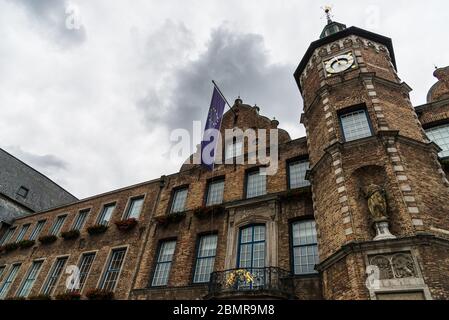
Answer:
[363,184,396,241]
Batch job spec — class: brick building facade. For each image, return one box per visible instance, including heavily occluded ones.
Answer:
[0,20,449,300]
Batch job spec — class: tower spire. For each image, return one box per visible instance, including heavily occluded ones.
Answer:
[319,6,347,39]
[323,5,333,24]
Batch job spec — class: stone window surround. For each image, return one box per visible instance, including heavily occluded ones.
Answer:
[39,254,70,295]
[224,201,279,270]
[70,208,91,231]
[74,250,99,294]
[122,194,146,220]
[95,245,129,292]
[286,156,311,189]
[338,104,374,143]
[15,259,45,298]
[204,177,225,207]
[168,185,189,214]
[363,247,432,300]
[96,202,117,226]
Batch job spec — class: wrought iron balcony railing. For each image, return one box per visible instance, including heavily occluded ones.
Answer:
[208,267,294,298]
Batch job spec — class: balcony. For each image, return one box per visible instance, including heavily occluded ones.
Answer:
[207,267,295,300]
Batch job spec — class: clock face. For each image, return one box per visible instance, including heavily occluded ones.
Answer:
[324,52,355,75]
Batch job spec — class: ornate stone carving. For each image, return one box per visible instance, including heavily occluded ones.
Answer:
[330,43,340,52]
[343,38,353,47]
[370,255,394,279]
[319,48,328,57]
[392,253,417,278]
[369,252,418,280]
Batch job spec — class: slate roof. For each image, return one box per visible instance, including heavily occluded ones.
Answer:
[0,148,78,223]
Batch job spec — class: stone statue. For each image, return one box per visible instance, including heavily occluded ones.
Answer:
[362,184,395,241]
[364,184,388,221]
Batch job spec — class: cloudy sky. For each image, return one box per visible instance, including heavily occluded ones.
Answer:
[0,0,447,199]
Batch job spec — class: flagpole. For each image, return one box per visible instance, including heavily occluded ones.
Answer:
[212,80,237,116]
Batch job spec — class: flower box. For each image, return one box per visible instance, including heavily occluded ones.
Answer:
[153,215,168,225]
[38,235,58,245]
[193,205,225,219]
[87,225,108,235]
[85,288,114,300]
[28,294,52,300]
[55,292,81,300]
[18,240,35,249]
[167,211,186,223]
[1,243,19,253]
[61,230,81,240]
[280,186,312,201]
[154,212,186,226]
[114,218,138,231]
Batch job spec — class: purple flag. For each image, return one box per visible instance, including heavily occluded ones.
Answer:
[201,86,226,170]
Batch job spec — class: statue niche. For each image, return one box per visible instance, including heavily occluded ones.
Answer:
[362,184,395,241]
[353,165,396,241]
[363,184,388,221]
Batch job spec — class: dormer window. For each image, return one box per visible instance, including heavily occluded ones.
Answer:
[225,139,243,160]
[17,186,29,198]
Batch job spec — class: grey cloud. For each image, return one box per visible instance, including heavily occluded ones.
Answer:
[11,0,87,47]
[138,25,304,138]
[5,146,68,171]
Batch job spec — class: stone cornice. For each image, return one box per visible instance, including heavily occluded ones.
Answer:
[316,233,449,272]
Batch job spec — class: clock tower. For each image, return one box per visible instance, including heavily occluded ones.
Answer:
[295,12,449,299]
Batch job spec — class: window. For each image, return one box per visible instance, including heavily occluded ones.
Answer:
[75,253,96,292]
[49,215,67,236]
[0,264,21,299]
[170,188,188,214]
[339,109,372,142]
[97,204,115,226]
[29,220,46,241]
[226,140,243,159]
[72,210,89,231]
[152,240,176,287]
[124,196,144,220]
[237,225,266,289]
[238,225,266,269]
[15,224,31,243]
[288,160,310,189]
[246,170,267,199]
[16,261,43,298]
[17,186,29,198]
[291,220,319,275]
[99,248,127,292]
[0,266,5,280]
[193,234,218,283]
[0,227,16,246]
[42,257,68,295]
[206,180,225,206]
[426,123,449,158]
